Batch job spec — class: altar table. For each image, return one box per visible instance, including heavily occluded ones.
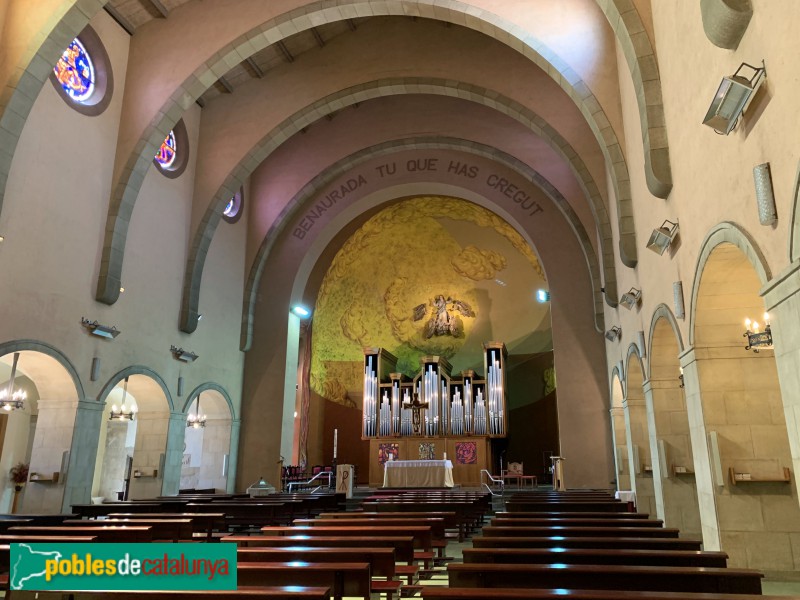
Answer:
[383,459,455,488]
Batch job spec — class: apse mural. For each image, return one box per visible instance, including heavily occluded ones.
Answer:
[311,196,550,405]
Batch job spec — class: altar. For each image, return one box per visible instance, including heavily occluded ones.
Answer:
[383,459,454,488]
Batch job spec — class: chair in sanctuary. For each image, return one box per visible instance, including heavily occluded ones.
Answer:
[502,461,537,488]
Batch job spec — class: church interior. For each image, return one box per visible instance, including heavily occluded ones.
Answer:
[4,0,800,593]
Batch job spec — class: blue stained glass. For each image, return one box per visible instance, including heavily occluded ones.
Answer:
[224,198,236,216]
[54,38,95,102]
[155,131,177,168]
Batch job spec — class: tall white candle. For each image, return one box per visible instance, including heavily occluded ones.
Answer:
[333,428,338,459]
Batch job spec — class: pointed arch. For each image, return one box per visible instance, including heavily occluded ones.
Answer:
[183,382,236,419]
[96,365,174,411]
[646,303,685,380]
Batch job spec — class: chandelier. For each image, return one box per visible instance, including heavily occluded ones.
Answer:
[744,313,773,353]
[0,352,26,411]
[187,394,207,429]
[109,376,136,421]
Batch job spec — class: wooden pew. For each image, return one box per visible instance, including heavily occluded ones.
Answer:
[107,512,225,542]
[461,547,729,567]
[188,501,301,528]
[237,547,402,599]
[293,518,446,542]
[471,536,703,551]
[0,513,77,526]
[61,518,193,542]
[488,517,664,528]
[361,501,483,533]
[9,588,331,600]
[447,563,763,594]
[223,535,415,563]
[237,562,371,600]
[316,511,464,540]
[72,503,166,518]
[8,525,152,543]
[423,589,776,600]
[505,501,629,513]
[481,526,680,538]
[493,511,650,520]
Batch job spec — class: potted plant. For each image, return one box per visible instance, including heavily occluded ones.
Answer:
[10,462,29,491]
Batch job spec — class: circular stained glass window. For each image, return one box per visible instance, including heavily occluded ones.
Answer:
[53,38,95,102]
[155,131,177,169]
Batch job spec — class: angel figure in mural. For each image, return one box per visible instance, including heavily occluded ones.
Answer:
[413,295,475,339]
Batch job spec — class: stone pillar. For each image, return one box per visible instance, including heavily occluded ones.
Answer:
[679,346,721,551]
[161,412,187,496]
[621,398,637,494]
[61,399,104,512]
[281,313,301,461]
[609,407,626,490]
[643,379,666,521]
[226,419,241,493]
[762,259,800,501]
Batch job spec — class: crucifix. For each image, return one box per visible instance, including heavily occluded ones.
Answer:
[402,392,429,436]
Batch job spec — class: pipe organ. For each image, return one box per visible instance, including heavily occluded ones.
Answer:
[362,342,508,439]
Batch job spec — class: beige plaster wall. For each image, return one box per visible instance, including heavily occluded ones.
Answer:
[180,418,232,492]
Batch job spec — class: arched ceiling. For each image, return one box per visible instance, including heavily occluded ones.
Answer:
[1,1,671,341]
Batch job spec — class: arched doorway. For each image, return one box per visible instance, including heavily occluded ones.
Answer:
[0,348,81,513]
[610,371,629,491]
[180,387,234,493]
[626,351,656,515]
[93,371,171,501]
[694,242,800,572]
[649,312,701,538]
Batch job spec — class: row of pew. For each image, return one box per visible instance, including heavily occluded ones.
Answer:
[423,489,776,600]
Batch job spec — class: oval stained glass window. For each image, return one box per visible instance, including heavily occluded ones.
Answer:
[222,190,243,223]
[224,197,237,217]
[53,38,95,102]
[155,130,177,168]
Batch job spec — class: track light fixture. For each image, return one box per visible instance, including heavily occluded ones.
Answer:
[619,288,642,310]
[646,220,679,256]
[605,326,622,342]
[170,345,199,362]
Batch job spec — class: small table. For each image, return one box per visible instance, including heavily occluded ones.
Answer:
[615,490,637,511]
[383,460,454,488]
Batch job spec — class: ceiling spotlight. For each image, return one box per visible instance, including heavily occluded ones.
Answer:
[119,287,125,293]
[605,326,622,342]
[619,288,642,310]
[197,313,203,321]
[170,345,199,362]
[292,305,311,318]
[703,61,766,135]
[81,317,121,339]
[646,220,679,256]
[536,289,550,303]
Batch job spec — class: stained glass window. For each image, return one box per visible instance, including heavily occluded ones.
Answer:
[155,130,177,168]
[223,190,243,222]
[53,38,95,102]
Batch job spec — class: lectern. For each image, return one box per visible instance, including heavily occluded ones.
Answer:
[550,456,566,491]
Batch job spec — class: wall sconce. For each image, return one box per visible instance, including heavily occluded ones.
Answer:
[703,61,766,135]
[81,317,121,339]
[170,345,199,362]
[109,376,136,421]
[646,220,679,255]
[619,288,642,310]
[605,326,622,342]
[743,313,773,352]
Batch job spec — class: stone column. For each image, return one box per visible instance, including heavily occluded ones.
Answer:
[609,407,626,490]
[226,419,241,493]
[161,412,187,496]
[679,346,721,550]
[61,399,104,512]
[762,259,800,501]
[621,398,637,494]
[643,379,666,521]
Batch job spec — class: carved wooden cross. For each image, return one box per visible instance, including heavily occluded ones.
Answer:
[402,392,429,436]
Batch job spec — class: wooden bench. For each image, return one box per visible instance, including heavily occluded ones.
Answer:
[481,526,680,538]
[422,588,776,600]
[61,518,194,542]
[8,525,153,543]
[447,563,763,594]
[8,588,331,600]
[461,547,729,567]
[489,517,664,528]
[493,511,650,520]
[238,547,402,599]
[72,503,166,518]
[0,513,77,526]
[237,561,371,600]
[107,512,225,542]
[471,536,703,551]
[316,511,464,540]
[189,501,302,528]
[505,501,629,513]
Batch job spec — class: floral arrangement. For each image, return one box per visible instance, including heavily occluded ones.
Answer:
[9,462,29,485]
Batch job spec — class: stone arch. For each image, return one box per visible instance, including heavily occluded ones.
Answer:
[595,0,672,198]
[183,382,236,419]
[611,365,624,401]
[700,0,753,50]
[93,1,642,305]
[788,161,800,263]
[236,138,611,350]
[688,222,771,347]
[646,303,685,380]
[96,365,174,411]
[182,80,621,338]
[626,342,645,374]
[0,338,85,401]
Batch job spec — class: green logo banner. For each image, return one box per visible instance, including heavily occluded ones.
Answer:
[10,543,237,591]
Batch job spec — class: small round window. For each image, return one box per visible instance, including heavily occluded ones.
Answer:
[49,26,113,116]
[152,119,189,178]
[222,188,244,224]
